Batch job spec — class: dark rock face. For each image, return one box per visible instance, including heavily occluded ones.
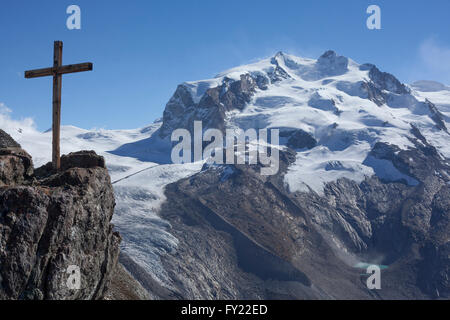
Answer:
[270,53,293,83]
[319,141,449,298]
[280,129,317,150]
[104,258,152,300]
[425,99,448,132]
[151,137,449,299]
[0,129,21,149]
[317,50,349,77]
[0,148,33,187]
[108,253,175,300]
[367,65,409,95]
[34,150,106,179]
[0,146,121,300]
[356,64,409,107]
[159,74,269,139]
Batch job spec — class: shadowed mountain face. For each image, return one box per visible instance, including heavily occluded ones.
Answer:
[150,139,449,299]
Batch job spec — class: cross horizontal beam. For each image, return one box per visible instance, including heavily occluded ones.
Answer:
[24,62,93,79]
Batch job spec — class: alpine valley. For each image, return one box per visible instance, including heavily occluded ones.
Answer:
[2,50,449,299]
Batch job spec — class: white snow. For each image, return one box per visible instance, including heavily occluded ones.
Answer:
[112,161,204,286]
[216,52,440,194]
[284,144,374,195]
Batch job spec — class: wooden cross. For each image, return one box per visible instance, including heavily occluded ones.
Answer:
[25,41,93,170]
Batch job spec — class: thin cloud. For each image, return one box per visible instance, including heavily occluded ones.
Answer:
[419,37,450,74]
[0,102,37,140]
[0,103,12,114]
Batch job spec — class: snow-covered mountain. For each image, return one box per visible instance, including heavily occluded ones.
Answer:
[3,50,450,299]
[144,50,449,194]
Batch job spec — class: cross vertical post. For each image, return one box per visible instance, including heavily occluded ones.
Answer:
[52,41,63,170]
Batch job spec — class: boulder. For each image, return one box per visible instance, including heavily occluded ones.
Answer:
[0,147,121,300]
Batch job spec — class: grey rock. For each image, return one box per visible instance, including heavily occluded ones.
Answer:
[411,80,450,92]
[280,129,317,150]
[0,130,21,149]
[0,147,121,300]
[269,53,293,83]
[154,150,372,299]
[425,99,448,132]
[159,74,268,139]
[103,261,152,300]
[361,81,386,106]
[317,50,349,77]
[113,252,177,300]
[159,85,196,138]
[0,149,33,187]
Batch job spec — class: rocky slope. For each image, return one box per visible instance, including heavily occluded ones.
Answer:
[0,130,122,300]
[120,50,449,299]
[153,139,449,299]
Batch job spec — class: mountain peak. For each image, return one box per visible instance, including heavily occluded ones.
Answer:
[319,50,338,59]
[274,51,285,58]
[316,50,349,75]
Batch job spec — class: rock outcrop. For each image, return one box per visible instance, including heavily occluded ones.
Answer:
[159,74,269,139]
[0,130,33,186]
[0,143,121,300]
[0,129,21,149]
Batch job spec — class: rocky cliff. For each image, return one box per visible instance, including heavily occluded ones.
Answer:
[0,130,121,300]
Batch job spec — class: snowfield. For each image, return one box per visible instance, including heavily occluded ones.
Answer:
[2,51,449,288]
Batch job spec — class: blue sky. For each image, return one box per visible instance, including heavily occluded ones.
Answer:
[1,0,450,131]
